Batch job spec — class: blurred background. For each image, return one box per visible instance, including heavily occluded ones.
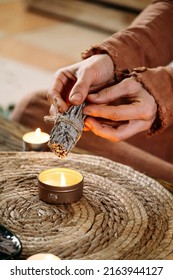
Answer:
[0,0,150,117]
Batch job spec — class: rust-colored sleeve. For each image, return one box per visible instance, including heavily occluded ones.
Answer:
[82,1,173,134]
[125,66,173,134]
[82,0,173,71]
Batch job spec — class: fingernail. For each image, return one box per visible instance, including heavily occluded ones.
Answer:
[53,97,58,106]
[85,121,91,129]
[83,108,90,115]
[70,93,82,104]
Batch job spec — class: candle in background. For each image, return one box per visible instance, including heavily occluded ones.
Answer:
[38,168,84,204]
[23,128,50,151]
[27,253,61,260]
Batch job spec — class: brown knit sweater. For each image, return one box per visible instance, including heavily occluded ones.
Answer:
[82,0,173,134]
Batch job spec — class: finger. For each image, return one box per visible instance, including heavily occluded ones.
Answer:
[87,77,140,104]
[48,71,69,102]
[47,90,69,113]
[83,103,147,121]
[48,69,77,112]
[49,104,58,116]
[88,79,115,93]
[114,119,151,140]
[69,68,95,105]
[83,125,90,131]
[85,117,150,141]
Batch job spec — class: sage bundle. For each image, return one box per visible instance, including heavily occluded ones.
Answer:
[44,104,85,158]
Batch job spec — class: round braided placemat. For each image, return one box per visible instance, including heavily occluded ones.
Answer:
[0,152,173,260]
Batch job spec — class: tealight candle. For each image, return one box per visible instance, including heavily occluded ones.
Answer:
[23,128,50,151]
[27,253,61,260]
[38,168,83,204]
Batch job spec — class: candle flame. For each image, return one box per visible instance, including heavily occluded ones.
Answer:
[35,128,41,137]
[60,173,66,186]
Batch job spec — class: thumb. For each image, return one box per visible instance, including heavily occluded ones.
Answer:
[69,71,93,105]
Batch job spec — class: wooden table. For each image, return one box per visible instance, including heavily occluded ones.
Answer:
[0,115,30,151]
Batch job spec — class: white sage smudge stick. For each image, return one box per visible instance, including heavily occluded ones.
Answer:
[44,104,85,158]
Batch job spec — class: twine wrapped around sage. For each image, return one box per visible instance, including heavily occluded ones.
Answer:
[44,104,85,158]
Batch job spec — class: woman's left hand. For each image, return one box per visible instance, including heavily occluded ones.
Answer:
[83,77,157,141]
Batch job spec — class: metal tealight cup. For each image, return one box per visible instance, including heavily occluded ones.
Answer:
[38,168,83,204]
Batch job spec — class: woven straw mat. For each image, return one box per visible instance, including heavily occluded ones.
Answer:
[0,151,173,260]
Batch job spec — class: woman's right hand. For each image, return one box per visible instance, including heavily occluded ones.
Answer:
[83,77,157,141]
[47,53,115,114]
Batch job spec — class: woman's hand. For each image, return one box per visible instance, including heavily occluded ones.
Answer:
[83,77,157,141]
[47,54,115,115]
